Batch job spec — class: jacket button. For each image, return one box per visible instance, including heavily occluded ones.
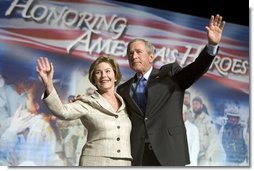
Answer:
[115,115,118,118]
[144,117,148,121]
[117,126,120,129]
[117,149,121,153]
[117,137,120,141]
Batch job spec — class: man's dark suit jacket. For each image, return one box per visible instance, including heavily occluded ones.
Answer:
[117,46,216,166]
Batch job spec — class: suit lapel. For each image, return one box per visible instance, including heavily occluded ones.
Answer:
[125,70,163,117]
[121,77,144,116]
[122,68,174,118]
[90,91,118,116]
[145,68,175,117]
[145,68,159,116]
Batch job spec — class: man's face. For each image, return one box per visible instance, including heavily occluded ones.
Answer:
[184,94,191,106]
[227,115,239,125]
[127,40,154,75]
[192,101,203,114]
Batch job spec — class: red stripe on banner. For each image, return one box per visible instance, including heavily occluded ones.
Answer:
[0,38,130,64]
[219,47,248,58]
[146,35,205,45]
[127,18,206,39]
[49,0,115,7]
[206,73,249,94]
[4,28,84,40]
[0,38,67,54]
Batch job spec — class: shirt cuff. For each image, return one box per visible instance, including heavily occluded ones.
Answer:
[206,44,219,56]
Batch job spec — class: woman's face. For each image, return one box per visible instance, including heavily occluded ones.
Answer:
[94,62,116,92]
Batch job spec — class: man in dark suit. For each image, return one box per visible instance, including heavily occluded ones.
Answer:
[117,14,225,166]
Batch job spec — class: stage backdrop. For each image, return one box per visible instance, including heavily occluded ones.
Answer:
[0,0,249,166]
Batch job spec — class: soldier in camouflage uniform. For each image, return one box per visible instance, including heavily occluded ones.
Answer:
[192,96,226,166]
[222,106,248,165]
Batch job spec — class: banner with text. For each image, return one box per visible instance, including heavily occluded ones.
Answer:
[0,0,249,166]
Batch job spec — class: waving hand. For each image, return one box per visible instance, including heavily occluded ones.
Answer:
[206,14,225,45]
[36,57,54,94]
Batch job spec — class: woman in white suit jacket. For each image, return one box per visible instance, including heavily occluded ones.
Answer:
[36,56,132,166]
